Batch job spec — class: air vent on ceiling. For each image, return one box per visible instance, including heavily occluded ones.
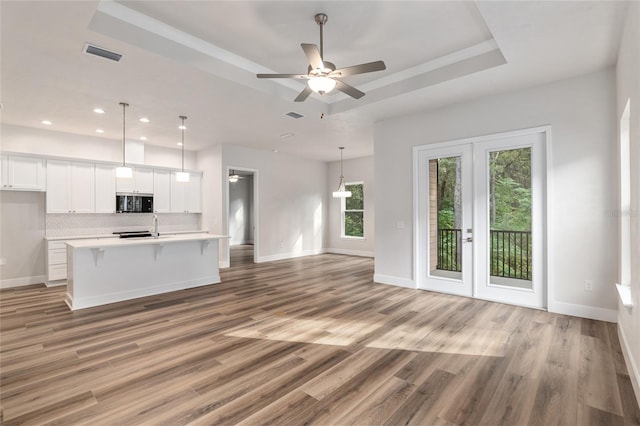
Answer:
[285,111,304,119]
[83,43,123,62]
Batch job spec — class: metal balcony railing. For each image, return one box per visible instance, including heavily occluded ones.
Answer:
[437,229,462,272]
[436,228,532,280]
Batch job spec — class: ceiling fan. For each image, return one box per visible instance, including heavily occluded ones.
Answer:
[257,13,386,102]
[229,170,246,183]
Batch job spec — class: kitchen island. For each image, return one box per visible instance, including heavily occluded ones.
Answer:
[65,233,228,310]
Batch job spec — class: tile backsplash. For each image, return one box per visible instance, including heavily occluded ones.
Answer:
[46,213,202,237]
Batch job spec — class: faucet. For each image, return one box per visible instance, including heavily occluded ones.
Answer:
[152,214,159,239]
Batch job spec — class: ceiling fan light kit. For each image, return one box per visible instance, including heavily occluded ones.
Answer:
[257,13,386,102]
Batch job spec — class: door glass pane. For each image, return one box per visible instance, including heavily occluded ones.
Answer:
[429,156,462,279]
[488,147,532,289]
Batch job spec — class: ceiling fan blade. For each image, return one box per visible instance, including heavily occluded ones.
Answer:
[301,43,324,69]
[294,86,313,102]
[334,79,365,99]
[257,73,309,79]
[331,60,386,77]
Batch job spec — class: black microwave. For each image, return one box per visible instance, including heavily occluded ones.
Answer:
[116,193,153,213]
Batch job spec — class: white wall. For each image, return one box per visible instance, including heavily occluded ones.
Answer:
[229,175,254,245]
[0,191,46,287]
[197,144,223,239]
[212,144,327,265]
[1,124,197,170]
[615,0,640,407]
[374,68,618,320]
[327,156,375,257]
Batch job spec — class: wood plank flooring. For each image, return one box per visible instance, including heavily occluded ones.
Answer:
[1,246,638,425]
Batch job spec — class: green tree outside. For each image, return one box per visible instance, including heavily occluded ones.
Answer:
[344,184,364,237]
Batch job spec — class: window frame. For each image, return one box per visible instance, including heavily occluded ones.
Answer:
[341,181,365,239]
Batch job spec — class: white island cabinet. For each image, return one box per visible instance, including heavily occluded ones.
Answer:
[65,233,228,310]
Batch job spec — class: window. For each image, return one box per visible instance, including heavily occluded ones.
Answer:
[342,182,364,238]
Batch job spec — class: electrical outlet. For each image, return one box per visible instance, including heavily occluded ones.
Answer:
[397,221,405,229]
[585,280,593,291]
[0,258,5,266]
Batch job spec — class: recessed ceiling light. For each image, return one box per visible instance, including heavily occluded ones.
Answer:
[95,129,104,133]
[93,108,105,114]
[140,136,147,141]
[272,149,279,153]
[41,120,52,125]
[177,142,183,146]
[280,132,294,139]
[139,117,149,123]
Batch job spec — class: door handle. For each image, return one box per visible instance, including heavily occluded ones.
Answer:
[465,237,473,243]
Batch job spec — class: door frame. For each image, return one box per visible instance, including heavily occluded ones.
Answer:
[225,166,259,265]
[413,125,552,309]
[415,143,474,297]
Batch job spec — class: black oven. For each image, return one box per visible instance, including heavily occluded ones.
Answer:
[116,193,153,213]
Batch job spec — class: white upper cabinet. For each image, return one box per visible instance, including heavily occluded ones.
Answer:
[153,170,171,213]
[46,160,70,213]
[187,173,202,213]
[170,172,202,213]
[1,155,46,191]
[46,160,95,213]
[95,164,116,213]
[170,173,187,213]
[71,162,95,213]
[116,167,154,194]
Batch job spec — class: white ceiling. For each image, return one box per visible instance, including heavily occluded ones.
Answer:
[0,1,628,162]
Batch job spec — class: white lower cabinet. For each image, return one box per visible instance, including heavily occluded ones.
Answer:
[46,240,69,285]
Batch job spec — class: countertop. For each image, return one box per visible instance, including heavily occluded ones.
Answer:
[45,230,209,241]
[66,233,229,249]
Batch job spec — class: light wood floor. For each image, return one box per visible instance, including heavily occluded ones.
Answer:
[1,246,638,425]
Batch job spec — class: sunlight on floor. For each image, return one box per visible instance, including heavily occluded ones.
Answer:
[224,314,509,357]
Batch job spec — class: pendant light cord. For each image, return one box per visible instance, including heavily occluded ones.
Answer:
[119,102,129,167]
[339,146,344,178]
[179,115,187,172]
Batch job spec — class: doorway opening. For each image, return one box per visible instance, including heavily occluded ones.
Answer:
[228,168,257,266]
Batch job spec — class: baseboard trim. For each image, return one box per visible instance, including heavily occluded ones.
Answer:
[326,248,374,258]
[618,315,640,409]
[548,300,617,322]
[0,275,46,289]
[373,274,416,289]
[257,249,326,263]
[230,240,253,246]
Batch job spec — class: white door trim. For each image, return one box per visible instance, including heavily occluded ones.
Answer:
[225,166,259,265]
[413,125,551,309]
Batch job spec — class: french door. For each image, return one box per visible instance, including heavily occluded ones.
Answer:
[416,130,546,309]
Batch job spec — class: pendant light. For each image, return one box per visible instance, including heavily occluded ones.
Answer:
[175,115,190,182]
[228,169,239,183]
[332,147,352,198]
[115,102,133,178]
